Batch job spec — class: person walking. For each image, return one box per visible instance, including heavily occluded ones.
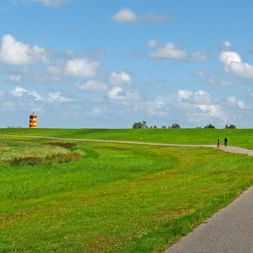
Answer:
[224,137,228,147]
[217,139,220,147]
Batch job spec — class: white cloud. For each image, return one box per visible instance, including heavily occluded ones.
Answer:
[66,58,99,77]
[0,34,47,65]
[48,92,72,103]
[149,42,206,61]
[78,80,106,92]
[112,8,171,23]
[112,8,138,23]
[220,45,253,79]
[106,71,142,104]
[107,86,141,102]
[177,90,193,100]
[12,86,43,101]
[107,86,123,100]
[147,96,170,117]
[150,43,188,60]
[30,91,43,101]
[109,71,132,86]
[197,104,224,119]
[147,40,159,48]
[196,71,232,86]
[226,96,245,109]
[12,86,27,97]
[177,89,212,104]
[176,89,225,120]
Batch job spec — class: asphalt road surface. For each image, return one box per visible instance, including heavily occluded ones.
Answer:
[165,187,253,253]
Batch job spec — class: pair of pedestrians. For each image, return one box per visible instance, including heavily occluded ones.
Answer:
[217,137,228,147]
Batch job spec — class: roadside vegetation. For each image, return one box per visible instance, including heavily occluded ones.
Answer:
[1,134,253,252]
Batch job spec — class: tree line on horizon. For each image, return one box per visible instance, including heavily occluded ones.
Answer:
[132,121,237,129]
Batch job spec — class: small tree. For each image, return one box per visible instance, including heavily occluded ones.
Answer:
[171,123,181,129]
[132,121,148,129]
[204,123,215,129]
[225,124,236,129]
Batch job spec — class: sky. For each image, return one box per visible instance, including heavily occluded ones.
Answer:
[0,0,253,128]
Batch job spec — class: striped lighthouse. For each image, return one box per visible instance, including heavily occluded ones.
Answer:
[29,113,37,128]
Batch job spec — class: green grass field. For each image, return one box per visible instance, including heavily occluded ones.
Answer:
[1,128,253,148]
[1,129,253,252]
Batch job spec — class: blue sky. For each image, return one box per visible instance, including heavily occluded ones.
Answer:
[0,0,253,128]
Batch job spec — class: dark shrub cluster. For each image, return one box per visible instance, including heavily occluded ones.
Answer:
[11,152,80,167]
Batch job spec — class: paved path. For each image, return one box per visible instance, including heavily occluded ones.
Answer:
[165,186,253,253]
[1,134,253,156]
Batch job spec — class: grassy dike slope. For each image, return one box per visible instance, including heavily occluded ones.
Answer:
[1,131,253,252]
[1,128,253,148]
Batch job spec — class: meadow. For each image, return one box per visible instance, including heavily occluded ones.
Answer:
[1,128,253,148]
[1,129,253,252]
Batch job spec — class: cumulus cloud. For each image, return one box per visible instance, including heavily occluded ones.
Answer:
[109,71,132,86]
[177,90,193,100]
[112,8,138,23]
[176,89,224,120]
[12,86,43,101]
[106,71,142,103]
[78,80,106,92]
[112,8,171,23]
[149,42,206,61]
[65,58,99,77]
[220,43,253,79]
[0,34,47,65]
[107,86,141,102]
[226,96,245,109]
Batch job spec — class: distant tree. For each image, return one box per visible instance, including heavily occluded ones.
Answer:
[132,121,148,129]
[171,123,181,129]
[162,125,167,129]
[204,123,215,129]
[225,124,236,129]
[153,125,157,129]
